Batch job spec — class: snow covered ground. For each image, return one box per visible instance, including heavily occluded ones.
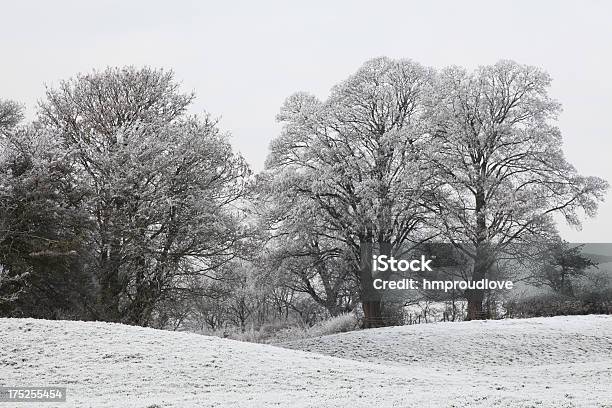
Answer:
[1,315,611,407]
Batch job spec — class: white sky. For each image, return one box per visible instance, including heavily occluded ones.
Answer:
[1,0,610,241]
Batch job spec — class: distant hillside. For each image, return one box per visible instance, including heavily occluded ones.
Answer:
[583,252,612,265]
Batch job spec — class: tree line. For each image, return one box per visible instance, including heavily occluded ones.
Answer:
[0,59,608,330]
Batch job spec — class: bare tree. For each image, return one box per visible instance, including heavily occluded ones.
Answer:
[428,60,608,319]
[38,67,250,325]
[266,57,438,327]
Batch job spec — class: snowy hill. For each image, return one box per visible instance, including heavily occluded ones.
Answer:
[280,314,612,367]
[1,316,611,407]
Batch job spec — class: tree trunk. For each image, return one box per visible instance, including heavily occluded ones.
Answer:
[362,300,384,328]
[467,185,490,321]
[98,235,123,322]
[466,287,485,320]
[359,237,386,328]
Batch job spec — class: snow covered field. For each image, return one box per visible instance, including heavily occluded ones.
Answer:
[1,316,611,407]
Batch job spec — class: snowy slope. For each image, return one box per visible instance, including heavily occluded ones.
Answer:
[280,314,612,367]
[1,316,611,408]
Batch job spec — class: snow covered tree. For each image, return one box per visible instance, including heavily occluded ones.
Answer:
[258,173,358,317]
[428,61,608,319]
[0,124,93,318]
[38,67,250,325]
[266,58,438,327]
[0,99,23,135]
[532,241,596,296]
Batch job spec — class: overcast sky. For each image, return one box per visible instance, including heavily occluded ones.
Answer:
[1,0,610,241]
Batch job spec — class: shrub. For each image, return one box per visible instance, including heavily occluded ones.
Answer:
[309,313,359,337]
[202,313,361,344]
[504,292,612,318]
